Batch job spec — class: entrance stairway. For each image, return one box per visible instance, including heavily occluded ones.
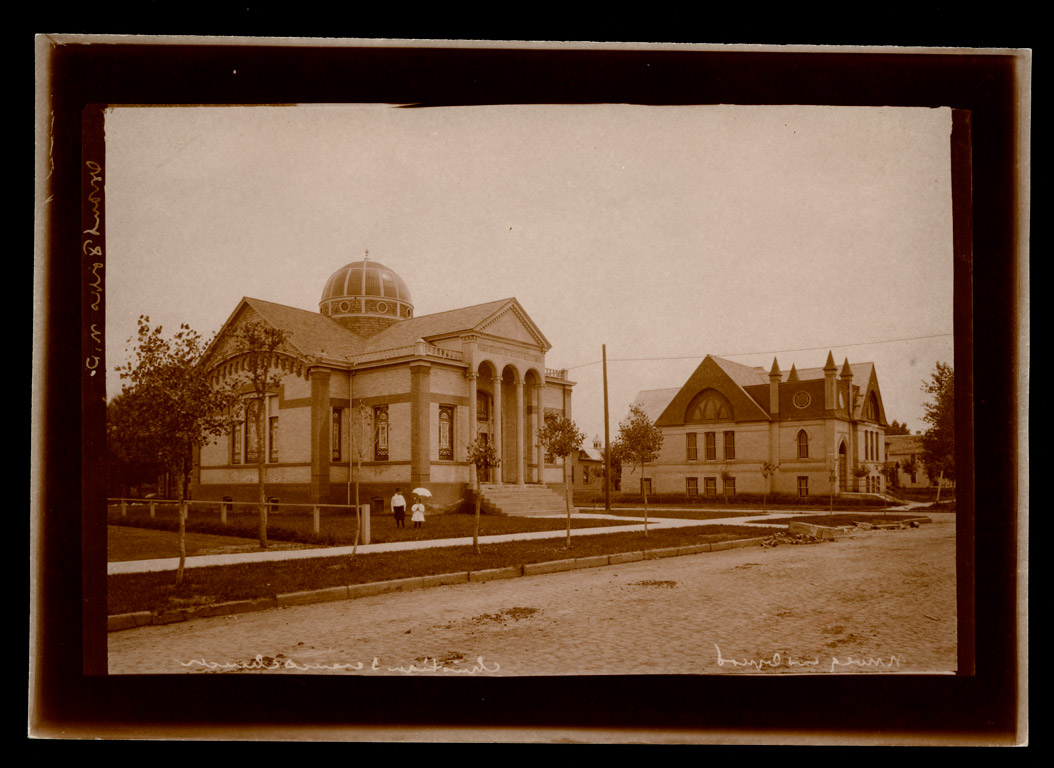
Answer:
[477,483,570,517]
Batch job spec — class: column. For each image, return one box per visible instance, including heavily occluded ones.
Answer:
[535,383,545,483]
[467,372,478,487]
[309,370,331,504]
[492,375,502,484]
[410,362,431,488]
[515,376,525,484]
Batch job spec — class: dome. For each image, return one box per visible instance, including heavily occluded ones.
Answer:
[320,257,414,336]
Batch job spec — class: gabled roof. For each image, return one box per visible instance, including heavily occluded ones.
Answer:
[654,355,774,426]
[629,388,681,423]
[241,297,366,361]
[361,297,550,352]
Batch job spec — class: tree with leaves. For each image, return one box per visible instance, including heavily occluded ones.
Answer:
[346,400,377,558]
[921,362,955,484]
[760,461,779,511]
[887,420,911,436]
[538,411,585,549]
[466,434,501,555]
[223,320,291,548]
[720,469,734,505]
[115,316,241,584]
[615,404,664,537]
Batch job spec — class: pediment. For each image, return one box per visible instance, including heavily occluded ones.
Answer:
[476,301,550,350]
[655,356,771,426]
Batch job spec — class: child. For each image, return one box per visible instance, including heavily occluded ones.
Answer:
[411,496,426,529]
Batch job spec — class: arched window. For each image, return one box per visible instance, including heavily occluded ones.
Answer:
[797,429,809,459]
[865,391,879,421]
[685,389,734,423]
[438,405,454,460]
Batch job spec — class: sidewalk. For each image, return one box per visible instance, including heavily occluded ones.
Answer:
[107,506,923,576]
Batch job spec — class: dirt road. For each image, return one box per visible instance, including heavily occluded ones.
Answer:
[107,514,957,676]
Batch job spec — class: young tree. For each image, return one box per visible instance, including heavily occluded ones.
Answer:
[602,445,623,492]
[115,316,240,584]
[719,469,734,505]
[224,320,291,548]
[538,412,586,549]
[615,404,664,537]
[466,434,501,555]
[760,461,779,511]
[921,362,955,483]
[347,400,376,558]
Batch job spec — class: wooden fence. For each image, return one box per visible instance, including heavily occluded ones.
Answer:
[106,498,372,543]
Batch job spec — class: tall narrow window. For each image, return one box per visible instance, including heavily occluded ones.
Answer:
[268,416,279,463]
[797,476,809,497]
[232,409,244,464]
[439,405,454,460]
[245,400,261,464]
[705,432,717,461]
[797,429,809,459]
[724,431,735,460]
[374,405,389,461]
[686,477,699,496]
[332,407,343,461]
[686,432,697,461]
[724,476,736,497]
[704,477,717,497]
[641,478,652,497]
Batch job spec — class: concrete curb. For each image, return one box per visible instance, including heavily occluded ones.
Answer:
[107,535,769,632]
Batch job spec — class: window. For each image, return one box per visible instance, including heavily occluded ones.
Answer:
[641,478,652,497]
[865,391,879,421]
[686,389,734,423]
[245,400,261,464]
[704,477,718,497]
[797,429,809,459]
[374,405,389,461]
[439,405,454,460]
[723,476,736,497]
[583,466,591,484]
[724,431,735,460]
[231,409,243,464]
[269,416,279,463]
[797,476,809,497]
[476,391,490,422]
[686,477,699,497]
[705,432,717,461]
[331,408,343,461]
[686,432,697,461]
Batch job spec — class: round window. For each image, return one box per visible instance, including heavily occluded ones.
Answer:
[339,301,351,312]
[376,301,388,313]
[793,391,812,409]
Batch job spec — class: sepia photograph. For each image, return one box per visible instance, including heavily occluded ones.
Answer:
[33,38,1027,743]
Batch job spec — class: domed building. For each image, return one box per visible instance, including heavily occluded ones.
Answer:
[192,256,576,517]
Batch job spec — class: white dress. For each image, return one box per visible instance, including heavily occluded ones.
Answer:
[411,503,425,523]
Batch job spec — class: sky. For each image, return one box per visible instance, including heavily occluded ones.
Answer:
[104,103,955,442]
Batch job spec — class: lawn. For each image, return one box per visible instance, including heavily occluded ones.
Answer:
[107,522,787,616]
[108,506,636,548]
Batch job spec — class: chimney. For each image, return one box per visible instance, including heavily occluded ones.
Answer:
[769,358,781,414]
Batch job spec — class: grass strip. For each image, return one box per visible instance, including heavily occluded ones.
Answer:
[108,524,783,616]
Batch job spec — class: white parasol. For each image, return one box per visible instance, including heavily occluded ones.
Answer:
[412,487,433,498]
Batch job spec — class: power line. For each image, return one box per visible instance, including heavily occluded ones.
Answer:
[564,332,954,371]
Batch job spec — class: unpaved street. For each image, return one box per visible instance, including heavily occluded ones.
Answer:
[108,514,957,676]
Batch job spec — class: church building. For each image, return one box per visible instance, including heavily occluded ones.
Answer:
[191,257,575,512]
[627,353,890,500]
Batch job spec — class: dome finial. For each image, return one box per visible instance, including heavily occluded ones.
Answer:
[364,249,369,263]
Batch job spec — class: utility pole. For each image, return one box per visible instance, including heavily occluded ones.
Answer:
[603,344,611,511]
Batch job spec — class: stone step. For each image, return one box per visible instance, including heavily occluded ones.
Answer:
[477,484,569,517]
